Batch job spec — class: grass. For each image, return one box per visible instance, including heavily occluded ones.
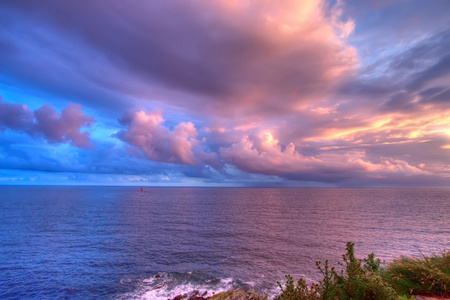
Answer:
[275,243,449,300]
[172,245,449,299]
[383,251,450,297]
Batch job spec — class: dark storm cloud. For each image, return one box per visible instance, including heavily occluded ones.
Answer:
[0,0,357,118]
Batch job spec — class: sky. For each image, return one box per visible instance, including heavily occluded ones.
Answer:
[0,0,449,187]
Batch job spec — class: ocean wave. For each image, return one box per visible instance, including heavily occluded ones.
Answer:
[117,272,240,300]
[116,271,281,300]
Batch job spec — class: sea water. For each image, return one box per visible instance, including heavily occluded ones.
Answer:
[0,187,449,299]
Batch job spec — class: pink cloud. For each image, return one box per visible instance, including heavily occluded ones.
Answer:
[2,0,449,186]
[34,103,95,147]
[220,132,428,180]
[220,132,316,175]
[0,100,95,148]
[116,110,219,167]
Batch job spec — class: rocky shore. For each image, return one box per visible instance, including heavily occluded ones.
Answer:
[168,291,450,300]
[167,289,450,300]
[169,289,267,300]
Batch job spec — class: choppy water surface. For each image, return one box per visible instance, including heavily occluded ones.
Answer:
[0,187,449,299]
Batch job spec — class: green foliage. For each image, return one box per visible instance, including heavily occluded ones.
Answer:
[275,242,400,300]
[276,274,320,300]
[383,251,450,297]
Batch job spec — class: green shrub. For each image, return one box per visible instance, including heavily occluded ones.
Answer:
[275,242,400,300]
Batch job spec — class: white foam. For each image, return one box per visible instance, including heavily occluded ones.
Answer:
[265,285,283,299]
[116,273,237,300]
[140,282,226,300]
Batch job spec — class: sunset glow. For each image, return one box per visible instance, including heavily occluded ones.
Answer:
[1,0,449,186]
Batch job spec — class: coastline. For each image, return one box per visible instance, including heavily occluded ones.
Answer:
[166,245,450,300]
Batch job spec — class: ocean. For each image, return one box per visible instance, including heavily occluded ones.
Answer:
[0,187,449,299]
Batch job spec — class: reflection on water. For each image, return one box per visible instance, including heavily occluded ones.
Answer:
[0,187,449,299]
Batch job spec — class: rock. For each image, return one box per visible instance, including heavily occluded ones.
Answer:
[187,290,207,300]
[209,290,267,300]
[170,290,210,300]
[169,289,268,300]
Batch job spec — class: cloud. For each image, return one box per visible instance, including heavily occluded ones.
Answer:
[0,0,357,119]
[220,131,430,183]
[1,1,450,187]
[379,92,416,112]
[0,100,95,148]
[0,100,34,131]
[337,29,450,114]
[116,110,219,168]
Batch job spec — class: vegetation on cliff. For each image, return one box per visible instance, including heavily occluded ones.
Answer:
[170,243,449,300]
[383,250,449,297]
[275,242,449,300]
